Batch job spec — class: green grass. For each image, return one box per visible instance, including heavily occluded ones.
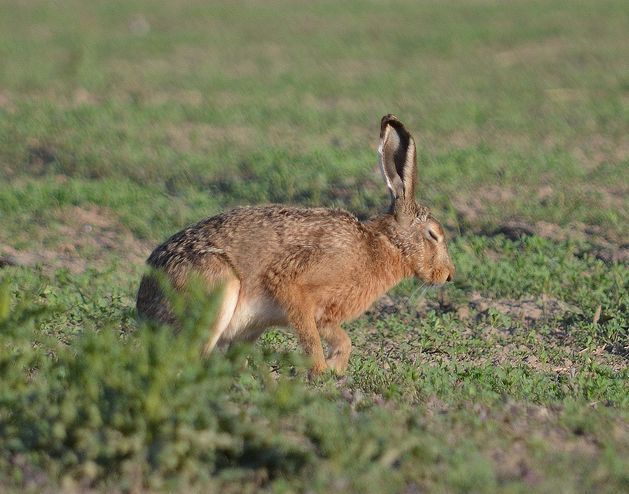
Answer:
[0,0,627,492]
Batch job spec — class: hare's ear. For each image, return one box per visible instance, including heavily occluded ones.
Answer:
[378,114,418,206]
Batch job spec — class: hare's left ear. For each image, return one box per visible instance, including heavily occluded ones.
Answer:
[378,114,418,206]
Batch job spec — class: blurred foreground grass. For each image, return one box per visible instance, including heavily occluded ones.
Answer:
[0,0,627,492]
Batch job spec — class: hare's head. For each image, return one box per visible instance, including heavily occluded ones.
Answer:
[378,114,455,285]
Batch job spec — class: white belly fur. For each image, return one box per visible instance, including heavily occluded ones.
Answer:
[219,295,287,344]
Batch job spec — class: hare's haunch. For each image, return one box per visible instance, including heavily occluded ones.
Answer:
[137,115,455,376]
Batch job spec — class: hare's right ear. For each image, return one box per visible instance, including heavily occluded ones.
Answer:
[378,114,418,210]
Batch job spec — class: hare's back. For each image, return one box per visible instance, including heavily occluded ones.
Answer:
[147,205,366,273]
[217,205,368,266]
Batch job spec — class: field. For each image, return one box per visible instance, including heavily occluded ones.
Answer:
[0,0,627,492]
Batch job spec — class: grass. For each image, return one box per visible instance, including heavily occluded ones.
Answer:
[0,0,627,492]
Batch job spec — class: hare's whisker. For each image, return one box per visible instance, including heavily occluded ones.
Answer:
[408,282,427,305]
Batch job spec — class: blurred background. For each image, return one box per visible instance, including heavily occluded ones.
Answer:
[1,0,626,267]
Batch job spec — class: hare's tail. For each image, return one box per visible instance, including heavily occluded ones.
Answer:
[136,273,179,328]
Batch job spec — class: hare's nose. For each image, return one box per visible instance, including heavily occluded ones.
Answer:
[446,267,454,282]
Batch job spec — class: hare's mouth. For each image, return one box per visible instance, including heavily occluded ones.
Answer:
[415,268,452,286]
[413,270,434,285]
[433,269,454,285]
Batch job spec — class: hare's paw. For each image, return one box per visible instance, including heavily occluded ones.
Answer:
[307,360,329,381]
[326,351,350,375]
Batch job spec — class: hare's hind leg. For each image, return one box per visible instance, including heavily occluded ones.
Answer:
[202,275,240,356]
[320,325,352,375]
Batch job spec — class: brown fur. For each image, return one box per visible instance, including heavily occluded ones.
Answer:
[137,115,455,376]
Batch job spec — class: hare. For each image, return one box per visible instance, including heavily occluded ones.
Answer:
[137,114,455,376]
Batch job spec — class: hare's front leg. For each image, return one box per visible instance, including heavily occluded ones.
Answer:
[291,313,327,377]
[320,325,352,375]
[274,290,327,376]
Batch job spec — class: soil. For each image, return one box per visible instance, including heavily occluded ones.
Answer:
[368,291,580,327]
[451,184,628,264]
[0,206,149,273]
[485,220,628,263]
[365,291,626,373]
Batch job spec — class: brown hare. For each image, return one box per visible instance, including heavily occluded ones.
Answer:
[137,114,455,376]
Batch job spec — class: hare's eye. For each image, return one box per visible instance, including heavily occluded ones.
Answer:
[428,228,440,242]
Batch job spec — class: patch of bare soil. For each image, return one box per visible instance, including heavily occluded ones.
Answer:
[165,122,255,153]
[494,38,569,67]
[369,292,579,328]
[0,91,16,113]
[451,185,628,263]
[0,206,149,273]
[487,220,628,263]
[451,185,518,226]
[466,292,581,327]
[571,134,629,171]
[367,293,626,373]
